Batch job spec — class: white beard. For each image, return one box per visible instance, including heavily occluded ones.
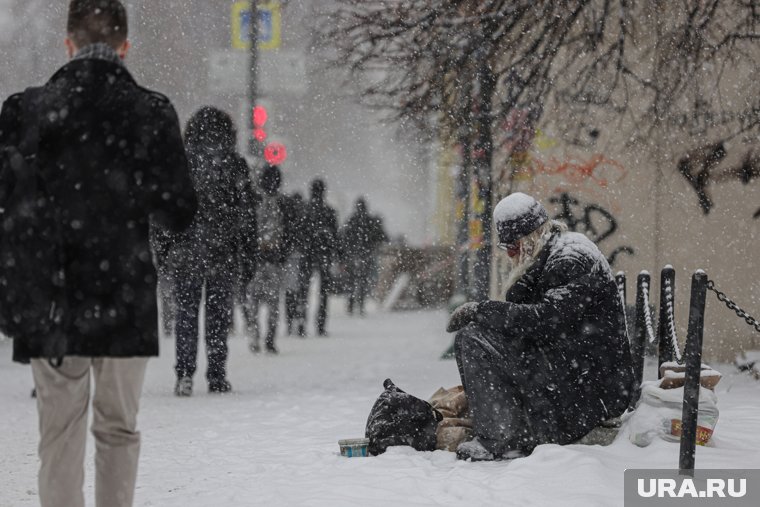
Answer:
[503,248,537,292]
[501,220,560,292]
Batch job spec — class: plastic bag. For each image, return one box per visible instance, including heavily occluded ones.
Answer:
[629,380,719,447]
[428,385,472,451]
[365,379,443,455]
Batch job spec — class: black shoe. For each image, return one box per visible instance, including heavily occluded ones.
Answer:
[455,438,525,461]
[208,379,232,394]
[265,343,279,354]
[317,329,328,337]
[174,376,193,397]
[297,325,306,338]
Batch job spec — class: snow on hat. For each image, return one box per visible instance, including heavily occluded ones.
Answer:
[493,192,548,245]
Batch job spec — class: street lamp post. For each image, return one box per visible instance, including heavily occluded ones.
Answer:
[470,49,496,301]
[248,0,260,157]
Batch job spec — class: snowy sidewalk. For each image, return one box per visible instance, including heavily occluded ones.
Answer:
[1,307,759,507]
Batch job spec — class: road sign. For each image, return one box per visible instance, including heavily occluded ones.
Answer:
[232,1,281,50]
[208,50,307,96]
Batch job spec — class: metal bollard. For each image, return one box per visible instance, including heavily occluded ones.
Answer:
[616,272,627,306]
[678,270,708,476]
[657,266,677,377]
[630,272,649,408]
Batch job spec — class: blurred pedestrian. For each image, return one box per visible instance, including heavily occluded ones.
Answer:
[298,179,339,336]
[340,197,388,315]
[169,107,251,396]
[244,164,297,353]
[283,192,306,335]
[233,155,258,325]
[0,1,197,505]
[151,225,177,338]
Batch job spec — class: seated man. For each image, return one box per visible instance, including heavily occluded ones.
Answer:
[448,192,633,461]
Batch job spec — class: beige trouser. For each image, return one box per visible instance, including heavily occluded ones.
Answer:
[31,357,149,507]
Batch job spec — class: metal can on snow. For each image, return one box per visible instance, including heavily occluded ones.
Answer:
[338,438,370,457]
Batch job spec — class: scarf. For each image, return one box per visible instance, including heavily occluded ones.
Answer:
[72,43,124,67]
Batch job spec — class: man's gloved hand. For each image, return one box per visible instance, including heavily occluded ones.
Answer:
[446,302,480,333]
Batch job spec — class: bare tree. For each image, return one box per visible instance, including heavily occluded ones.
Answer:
[319,0,760,292]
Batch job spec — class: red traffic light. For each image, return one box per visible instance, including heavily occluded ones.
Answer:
[264,142,287,165]
[252,106,268,128]
[253,128,267,142]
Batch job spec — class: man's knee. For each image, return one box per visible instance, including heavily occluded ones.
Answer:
[455,323,498,360]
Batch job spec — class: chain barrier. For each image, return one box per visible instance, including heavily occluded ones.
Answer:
[706,280,760,334]
[641,279,657,344]
[663,277,683,363]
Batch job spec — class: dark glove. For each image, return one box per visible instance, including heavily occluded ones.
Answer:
[446,302,480,333]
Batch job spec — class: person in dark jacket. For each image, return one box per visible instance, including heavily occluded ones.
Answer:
[283,192,306,335]
[340,197,387,315]
[448,192,633,461]
[244,164,296,353]
[232,152,258,317]
[298,178,339,336]
[167,107,251,396]
[0,1,197,505]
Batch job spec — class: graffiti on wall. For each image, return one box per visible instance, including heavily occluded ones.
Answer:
[510,148,628,197]
[530,154,627,189]
[549,192,635,267]
[677,142,760,217]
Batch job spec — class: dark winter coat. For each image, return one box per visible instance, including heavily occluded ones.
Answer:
[236,162,258,281]
[253,192,298,265]
[162,147,252,280]
[476,226,633,442]
[340,209,387,259]
[302,197,339,261]
[0,58,197,361]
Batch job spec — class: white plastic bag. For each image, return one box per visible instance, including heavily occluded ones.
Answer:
[628,380,719,447]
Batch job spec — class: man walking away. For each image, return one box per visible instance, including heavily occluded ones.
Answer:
[169,107,250,395]
[283,192,306,335]
[298,179,339,336]
[341,197,388,316]
[245,164,296,353]
[0,1,197,506]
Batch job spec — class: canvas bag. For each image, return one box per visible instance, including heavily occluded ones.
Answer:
[365,378,443,455]
[428,385,473,452]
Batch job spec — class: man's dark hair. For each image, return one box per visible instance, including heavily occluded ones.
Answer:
[67,0,128,49]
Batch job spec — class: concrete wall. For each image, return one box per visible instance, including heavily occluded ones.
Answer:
[486,89,760,362]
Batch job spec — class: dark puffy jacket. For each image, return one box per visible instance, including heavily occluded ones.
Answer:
[0,58,197,361]
[303,197,339,260]
[341,209,387,259]
[253,192,298,265]
[167,148,250,277]
[155,106,256,282]
[477,226,633,442]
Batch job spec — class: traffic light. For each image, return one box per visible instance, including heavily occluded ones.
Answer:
[251,105,287,164]
[252,106,268,128]
[264,143,287,165]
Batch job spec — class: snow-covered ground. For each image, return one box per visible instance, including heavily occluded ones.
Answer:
[1,303,759,507]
